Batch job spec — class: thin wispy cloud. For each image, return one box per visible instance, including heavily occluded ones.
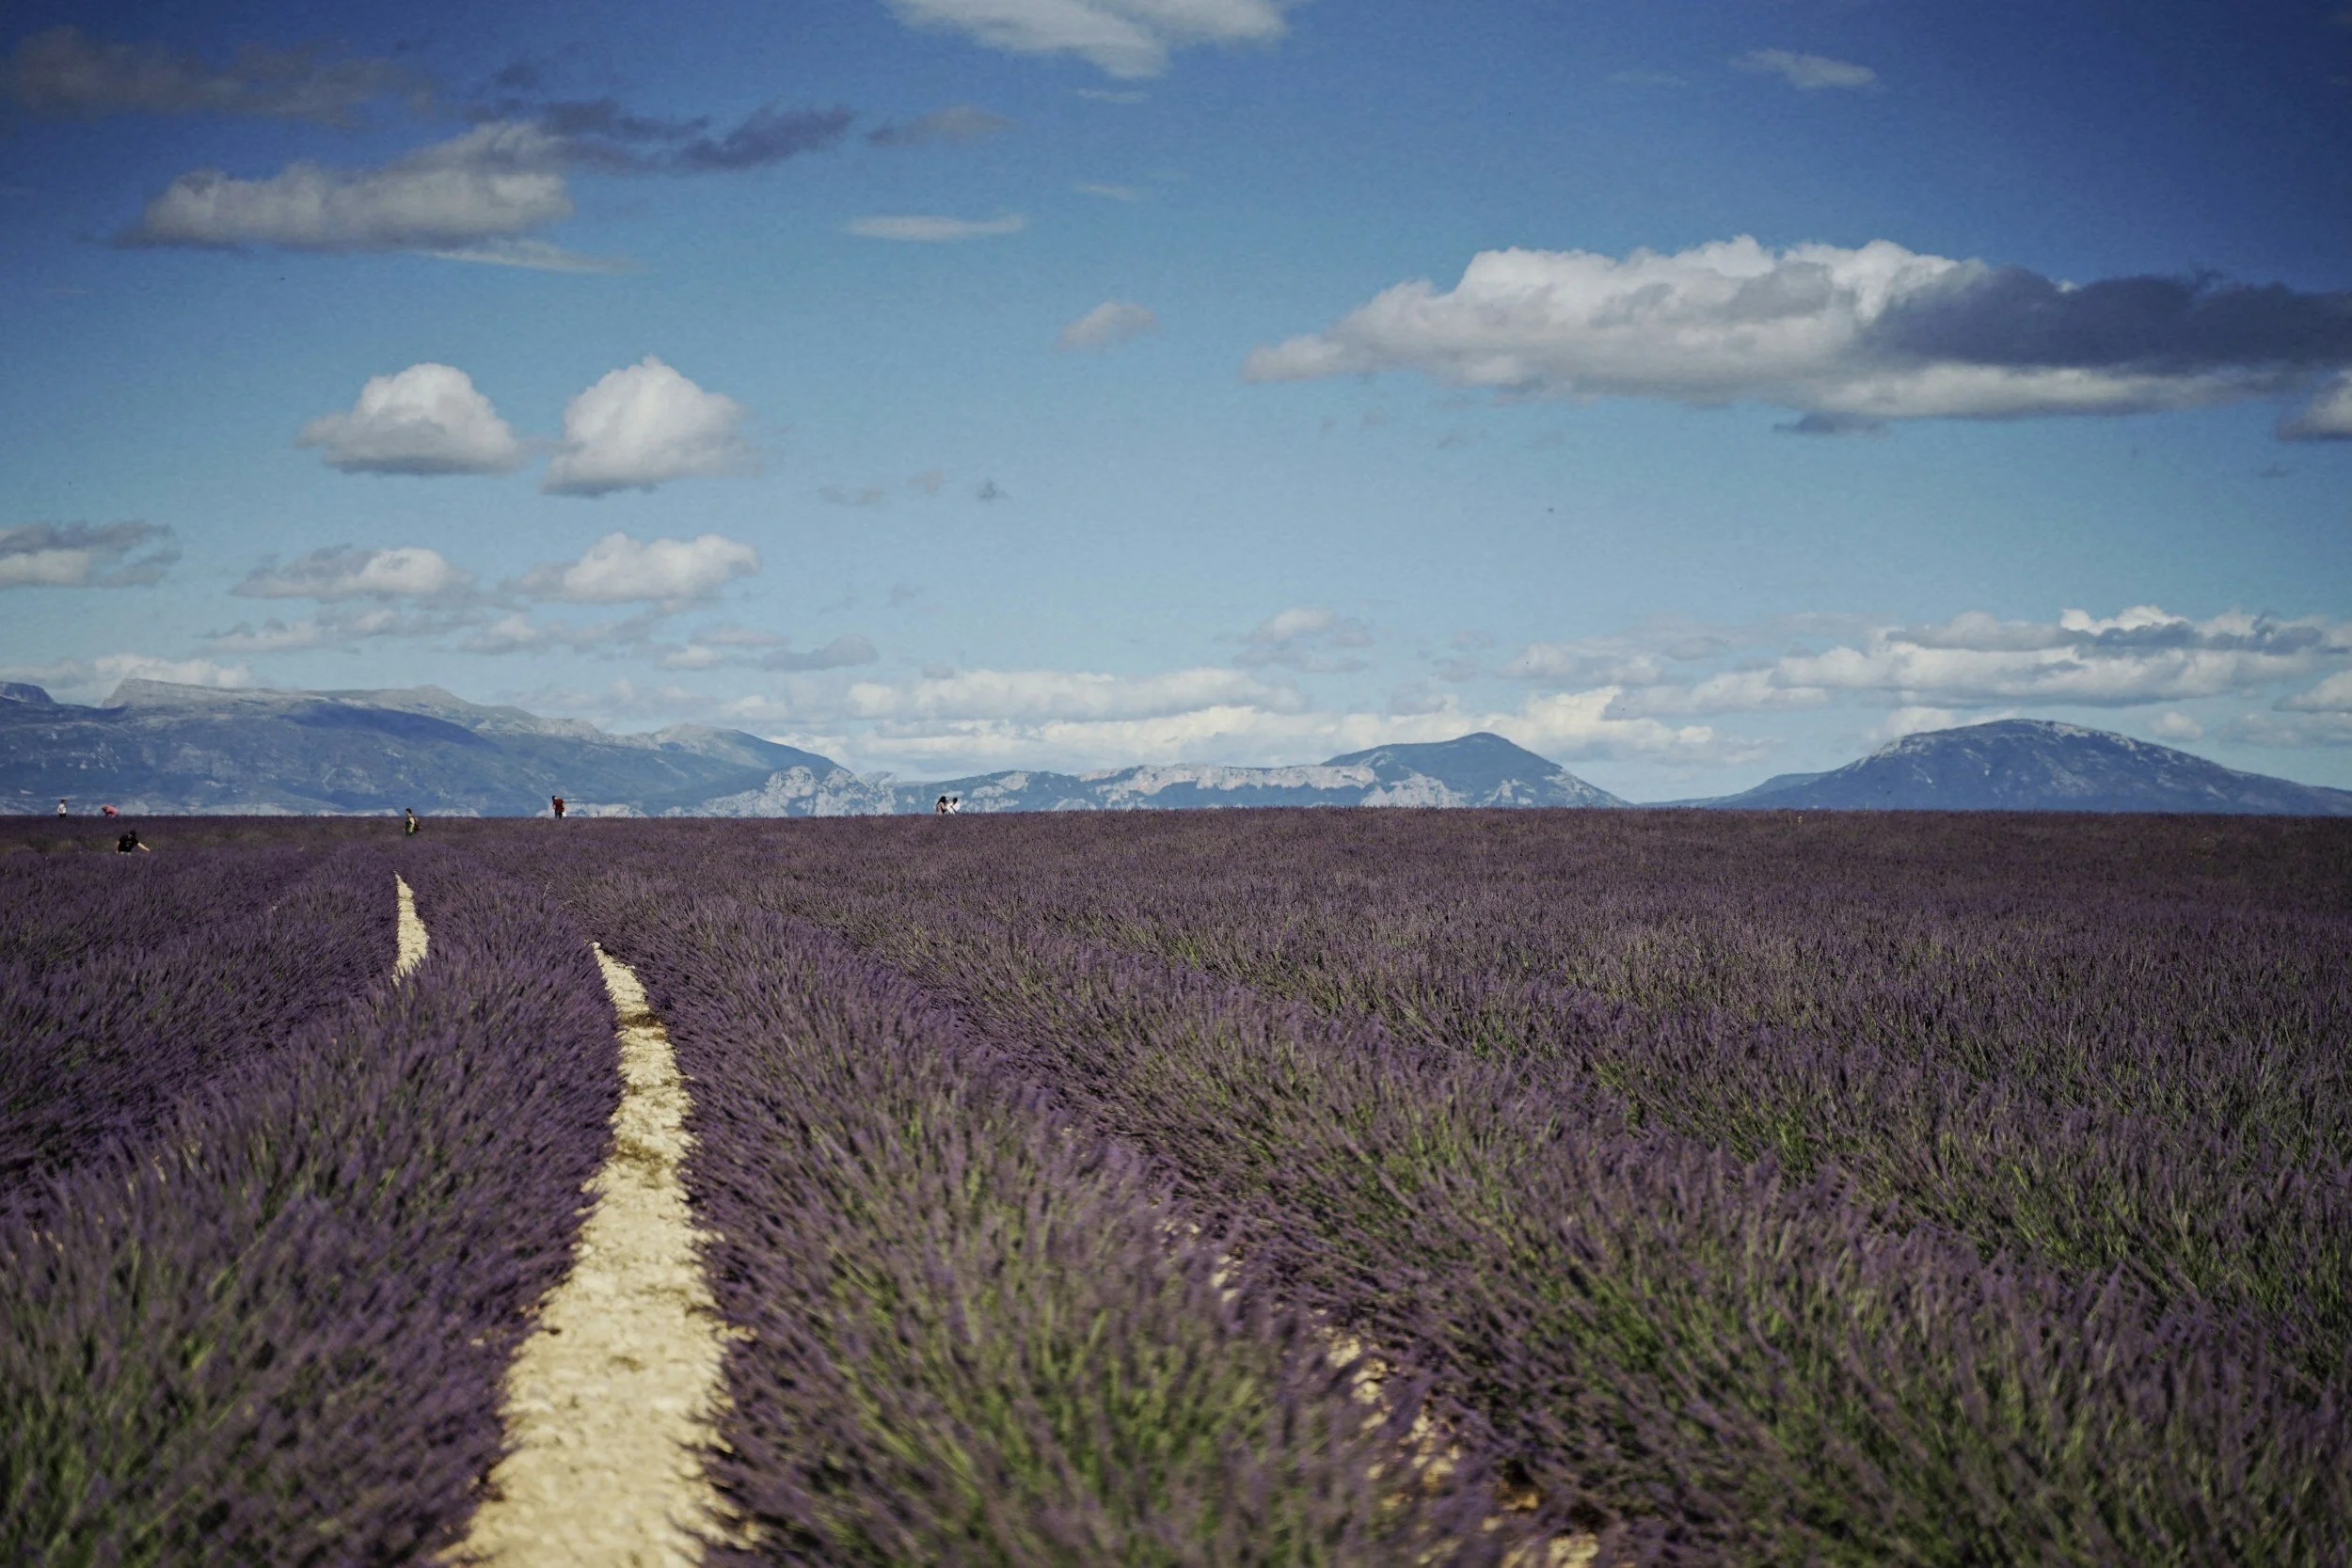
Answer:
[881,0,1292,80]
[1733,49,1879,91]
[6,24,420,124]
[1057,299,1159,350]
[867,103,1014,146]
[846,212,1027,241]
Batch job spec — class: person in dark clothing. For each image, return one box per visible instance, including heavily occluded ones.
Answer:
[405,808,421,836]
[117,831,148,853]
[551,795,567,819]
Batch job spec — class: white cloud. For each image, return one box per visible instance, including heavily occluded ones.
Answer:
[1733,49,1878,91]
[542,356,757,496]
[880,0,1291,79]
[518,531,760,605]
[1605,667,1830,718]
[1243,236,2308,425]
[845,212,1026,241]
[1074,182,1144,200]
[1058,299,1159,350]
[0,652,254,705]
[125,121,573,252]
[841,665,1290,723]
[297,364,527,475]
[1501,642,1663,689]
[460,610,660,655]
[2282,670,2352,713]
[419,237,636,274]
[0,521,175,588]
[1867,705,1968,743]
[2281,371,2352,440]
[1769,608,2344,707]
[1236,605,1374,673]
[232,545,471,600]
[2152,710,2205,740]
[205,604,466,652]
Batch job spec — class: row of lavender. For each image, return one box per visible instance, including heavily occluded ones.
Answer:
[478,811,2352,1565]
[553,871,1534,1563]
[1,832,617,1564]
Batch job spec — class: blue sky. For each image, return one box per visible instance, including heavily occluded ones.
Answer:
[4,0,2348,799]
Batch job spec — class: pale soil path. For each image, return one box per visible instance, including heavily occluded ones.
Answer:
[448,942,739,1567]
[394,876,428,978]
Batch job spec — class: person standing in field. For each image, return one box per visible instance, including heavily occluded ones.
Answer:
[552,795,567,819]
[405,808,421,836]
[935,795,950,816]
[56,798,67,817]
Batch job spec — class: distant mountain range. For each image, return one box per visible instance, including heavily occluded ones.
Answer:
[1682,719,2352,816]
[5,680,2347,817]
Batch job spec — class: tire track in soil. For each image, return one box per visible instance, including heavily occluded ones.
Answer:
[447,939,740,1567]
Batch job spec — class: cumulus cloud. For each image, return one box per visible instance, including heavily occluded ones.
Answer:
[543,356,757,496]
[1058,299,1159,350]
[1236,606,1374,673]
[518,531,760,605]
[123,121,573,252]
[2281,371,2352,440]
[1733,49,1878,90]
[867,103,1014,146]
[6,24,416,123]
[0,521,176,588]
[845,212,1026,241]
[232,545,473,601]
[1245,236,2352,430]
[881,0,1292,79]
[296,364,527,474]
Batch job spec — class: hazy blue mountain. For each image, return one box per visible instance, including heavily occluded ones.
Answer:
[5,679,1634,816]
[692,732,1625,816]
[2,680,836,816]
[1320,733,1627,807]
[1686,720,2352,816]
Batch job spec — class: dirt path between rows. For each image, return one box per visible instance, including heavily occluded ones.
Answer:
[447,940,739,1567]
[394,876,427,978]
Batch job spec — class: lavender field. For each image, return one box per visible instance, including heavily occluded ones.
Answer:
[4,809,2348,1566]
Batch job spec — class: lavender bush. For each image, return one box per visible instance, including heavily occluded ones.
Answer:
[0,843,392,1191]
[546,869,1532,1564]
[470,811,2349,1564]
[0,845,618,1566]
